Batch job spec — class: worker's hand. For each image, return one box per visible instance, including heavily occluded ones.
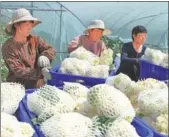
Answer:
[41,67,52,83]
[37,56,50,68]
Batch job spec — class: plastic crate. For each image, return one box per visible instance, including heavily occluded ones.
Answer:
[47,64,115,87]
[16,88,153,137]
[15,101,40,137]
[139,59,168,80]
[135,117,168,137]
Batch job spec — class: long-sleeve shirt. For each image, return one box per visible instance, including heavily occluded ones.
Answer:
[2,35,56,88]
[67,35,106,56]
[116,42,146,81]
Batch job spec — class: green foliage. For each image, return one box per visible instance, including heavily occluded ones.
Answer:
[101,36,123,60]
[0,24,10,82]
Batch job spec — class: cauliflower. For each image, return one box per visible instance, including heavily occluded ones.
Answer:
[105,118,140,137]
[69,46,100,65]
[40,112,95,137]
[99,48,113,66]
[1,82,25,114]
[88,84,135,122]
[27,85,76,123]
[1,112,34,137]
[59,58,90,76]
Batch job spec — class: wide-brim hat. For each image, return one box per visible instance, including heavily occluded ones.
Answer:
[84,19,112,36]
[5,8,41,36]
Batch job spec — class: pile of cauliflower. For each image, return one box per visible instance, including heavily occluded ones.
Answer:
[105,73,168,135]
[1,82,34,137]
[59,46,113,78]
[142,47,168,68]
[26,82,142,137]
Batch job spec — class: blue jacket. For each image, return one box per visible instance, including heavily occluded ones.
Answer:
[116,42,146,81]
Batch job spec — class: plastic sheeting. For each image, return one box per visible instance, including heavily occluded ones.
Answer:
[0,2,168,65]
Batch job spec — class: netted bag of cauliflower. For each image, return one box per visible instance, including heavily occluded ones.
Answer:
[87,84,135,122]
[104,118,140,137]
[1,112,34,137]
[137,88,168,117]
[105,73,132,92]
[1,82,25,114]
[27,85,76,123]
[59,58,90,76]
[69,46,100,65]
[85,65,109,78]
[40,112,96,137]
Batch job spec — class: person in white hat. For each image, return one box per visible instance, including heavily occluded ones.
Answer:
[2,8,56,89]
[67,19,112,56]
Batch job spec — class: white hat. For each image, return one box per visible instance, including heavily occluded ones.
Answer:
[5,8,41,36]
[84,19,112,36]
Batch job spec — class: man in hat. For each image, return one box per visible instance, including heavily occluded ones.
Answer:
[68,19,112,56]
[116,25,147,81]
[2,8,56,89]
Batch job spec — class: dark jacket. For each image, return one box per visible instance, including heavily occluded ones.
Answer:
[116,42,146,81]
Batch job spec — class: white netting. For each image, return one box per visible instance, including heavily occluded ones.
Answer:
[1,112,34,137]
[63,82,89,100]
[138,88,168,117]
[105,118,140,137]
[27,85,76,123]
[69,46,100,65]
[105,73,132,92]
[59,58,91,76]
[87,84,135,122]
[1,82,25,114]
[40,112,95,137]
[85,65,109,78]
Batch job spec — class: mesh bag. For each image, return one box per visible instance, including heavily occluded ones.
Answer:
[99,48,113,66]
[1,82,25,114]
[88,84,135,122]
[27,85,76,123]
[138,88,168,117]
[104,118,140,137]
[40,112,96,137]
[63,82,89,100]
[85,65,109,78]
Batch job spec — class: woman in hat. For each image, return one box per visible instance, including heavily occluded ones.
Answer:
[2,8,56,89]
[116,25,147,81]
[67,19,111,56]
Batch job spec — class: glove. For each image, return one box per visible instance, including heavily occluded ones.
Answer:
[41,67,52,83]
[37,56,50,68]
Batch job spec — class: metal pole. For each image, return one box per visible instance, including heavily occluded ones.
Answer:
[59,5,63,61]
[0,7,66,12]
[30,2,33,15]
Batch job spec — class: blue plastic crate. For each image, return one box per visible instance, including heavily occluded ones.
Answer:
[47,64,114,87]
[135,117,168,137]
[16,88,153,137]
[139,59,168,80]
[15,101,40,137]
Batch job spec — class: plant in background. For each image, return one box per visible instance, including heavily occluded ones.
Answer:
[1,24,10,82]
[101,36,123,60]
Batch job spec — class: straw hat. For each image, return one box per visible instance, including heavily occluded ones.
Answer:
[5,8,41,36]
[84,19,112,36]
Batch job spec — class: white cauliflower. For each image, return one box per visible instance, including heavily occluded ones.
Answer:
[59,58,90,76]
[99,48,113,66]
[69,46,100,65]
[88,84,135,122]
[40,112,95,137]
[1,112,34,137]
[105,118,140,137]
[1,82,25,114]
